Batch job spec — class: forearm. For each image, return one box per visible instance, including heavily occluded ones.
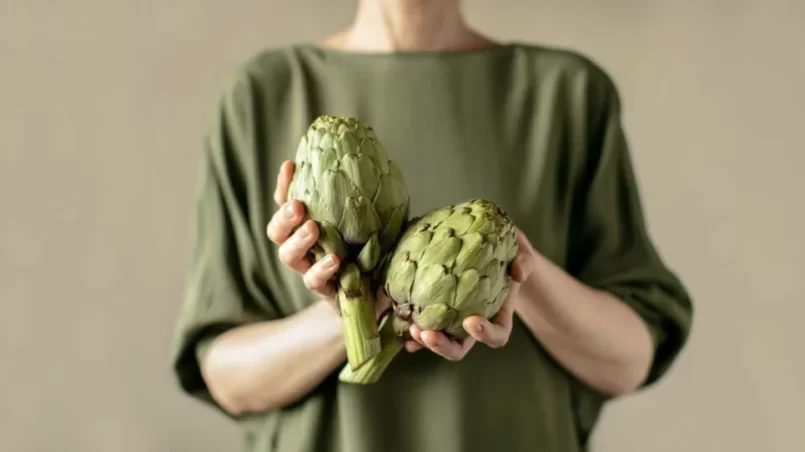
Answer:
[200,300,345,416]
[514,251,654,396]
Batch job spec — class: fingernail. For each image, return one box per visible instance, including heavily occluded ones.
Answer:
[283,202,295,219]
[472,323,484,335]
[322,255,336,269]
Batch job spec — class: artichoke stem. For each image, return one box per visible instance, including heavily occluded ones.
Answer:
[338,274,381,369]
[338,314,403,384]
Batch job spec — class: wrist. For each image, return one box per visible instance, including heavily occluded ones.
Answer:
[513,249,553,313]
[310,298,344,339]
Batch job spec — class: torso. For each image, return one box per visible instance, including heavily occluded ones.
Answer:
[236,42,609,452]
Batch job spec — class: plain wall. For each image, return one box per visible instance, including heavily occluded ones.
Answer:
[1,1,803,451]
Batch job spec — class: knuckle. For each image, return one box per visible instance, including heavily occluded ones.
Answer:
[268,219,291,243]
[295,226,317,245]
[303,272,324,291]
[489,338,507,349]
[278,251,294,268]
[278,243,299,267]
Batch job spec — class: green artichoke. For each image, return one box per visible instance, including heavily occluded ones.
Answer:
[339,199,518,384]
[288,115,409,369]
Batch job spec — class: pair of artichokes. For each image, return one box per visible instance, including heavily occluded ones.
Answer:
[287,116,518,384]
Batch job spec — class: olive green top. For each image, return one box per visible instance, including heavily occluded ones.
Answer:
[171,43,694,452]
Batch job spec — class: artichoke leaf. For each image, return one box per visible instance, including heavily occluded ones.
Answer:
[454,269,482,308]
[338,195,382,244]
[418,233,462,269]
[379,205,407,251]
[356,234,381,272]
[317,221,347,261]
[385,253,417,304]
[411,264,456,307]
[453,232,492,274]
[415,303,456,331]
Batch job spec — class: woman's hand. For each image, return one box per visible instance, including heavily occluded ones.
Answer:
[408,229,536,360]
[266,161,342,301]
[265,160,415,335]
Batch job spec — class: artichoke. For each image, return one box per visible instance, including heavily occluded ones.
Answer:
[339,199,518,384]
[288,115,410,369]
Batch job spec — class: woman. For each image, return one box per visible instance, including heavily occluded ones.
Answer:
[171,0,694,451]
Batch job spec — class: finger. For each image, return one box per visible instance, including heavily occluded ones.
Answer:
[273,160,295,206]
[302,254,340,296]
[463,301,514,348]
[405,341,423,353]
[266,200,305,244]
[511,231,535,283]
[420,330,475,361]
[515,228,535,253]
[409,324,425,346]
[509,254,533,283]
[278,220,319,272]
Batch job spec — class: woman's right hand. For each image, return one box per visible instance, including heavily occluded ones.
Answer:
[266,160,420,352]
[266,160,342,301]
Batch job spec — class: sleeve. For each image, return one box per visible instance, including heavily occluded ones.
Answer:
[170,68,281,409]
[566,66,695,389]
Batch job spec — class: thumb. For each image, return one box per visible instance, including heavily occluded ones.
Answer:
[510,253,534,283]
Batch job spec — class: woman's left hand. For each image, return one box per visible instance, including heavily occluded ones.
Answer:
[407,229,536,361]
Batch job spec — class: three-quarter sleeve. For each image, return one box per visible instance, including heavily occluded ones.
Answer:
[170,69,280,408]
[566,67,694,389]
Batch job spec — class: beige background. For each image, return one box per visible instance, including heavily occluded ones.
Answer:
[2,1,803,451]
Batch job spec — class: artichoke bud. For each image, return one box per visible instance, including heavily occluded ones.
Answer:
[338,200,518,385]
[356,234,381,273]
[288,115,411,370]
[382,199,517,339]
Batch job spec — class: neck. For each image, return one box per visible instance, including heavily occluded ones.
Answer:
[324,0,496,52]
